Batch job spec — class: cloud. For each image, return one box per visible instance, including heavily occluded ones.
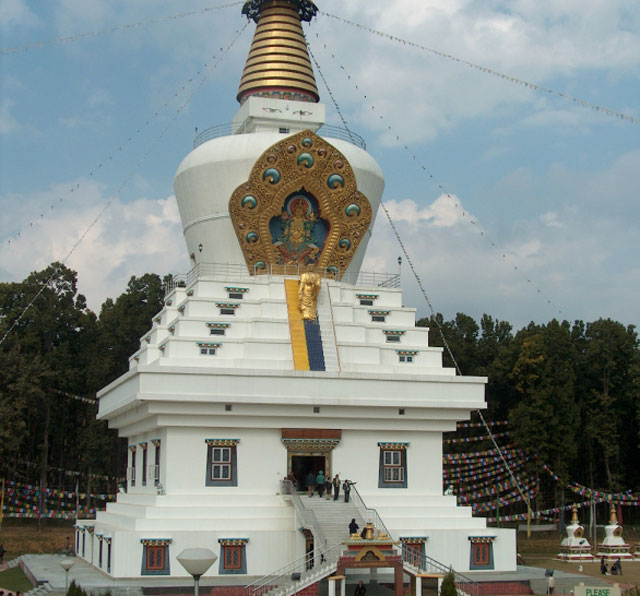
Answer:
[0,180,186,312]
[0,99,19,134]
[0,0,39,29]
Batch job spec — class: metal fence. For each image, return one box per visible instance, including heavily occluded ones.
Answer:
[164,262,400,295]
[193,122,366,149]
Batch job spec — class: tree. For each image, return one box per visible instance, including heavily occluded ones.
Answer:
[508,321,580,494]
[440,570,457,596]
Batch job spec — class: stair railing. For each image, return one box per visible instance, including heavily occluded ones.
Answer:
[281,479,328,548]
[245,542,344,596]
[404,551,482,596]
[349,484,392,538]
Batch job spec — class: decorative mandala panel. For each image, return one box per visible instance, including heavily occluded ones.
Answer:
[228,130,372,277]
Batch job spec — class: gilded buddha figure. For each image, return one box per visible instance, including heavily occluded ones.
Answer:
[298,272,321,320]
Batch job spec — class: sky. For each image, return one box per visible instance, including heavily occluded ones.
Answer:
[1,0,639,331]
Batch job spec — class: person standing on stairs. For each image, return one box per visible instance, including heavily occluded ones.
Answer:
[306,471,316,497]
[333,474,341,501]
[316,470,325,498]
[325,475,333,500]
[354,580,366,595]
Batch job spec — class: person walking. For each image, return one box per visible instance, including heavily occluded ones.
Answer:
[316,470,325,498]
[348,518,359,535]
[306,471,316,497]
[325,475,332,500]
[354,580,366,595]
[546,573,555,595]
[333,474,341,501]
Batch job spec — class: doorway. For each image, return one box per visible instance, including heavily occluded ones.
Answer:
[292,455,326,491]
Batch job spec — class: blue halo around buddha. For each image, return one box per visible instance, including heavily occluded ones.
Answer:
[241,195,257,209]
[327,174,344,189]
[297,153,314,168]
[345,203,361,216]
[263,168,281,184]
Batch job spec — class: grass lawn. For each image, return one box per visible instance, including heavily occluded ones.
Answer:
[0,566,34,593]
[0,519,75,560]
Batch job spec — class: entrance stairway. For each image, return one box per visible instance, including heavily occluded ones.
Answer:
[300,494,365,548]
[246,481,482,596]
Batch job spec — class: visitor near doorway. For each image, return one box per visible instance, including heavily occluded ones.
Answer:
[306,471,316,497]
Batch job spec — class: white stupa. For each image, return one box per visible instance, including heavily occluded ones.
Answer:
[555,506,594,561]
[73,1,516,592]
[596,503,632,561]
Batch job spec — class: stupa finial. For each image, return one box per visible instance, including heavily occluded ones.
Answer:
[242,0,318,23]
[609,502,618,525]
[237,0,320,104]
[571,505,579,524]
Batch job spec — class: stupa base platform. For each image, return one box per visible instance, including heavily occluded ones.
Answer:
[554,549,594,562]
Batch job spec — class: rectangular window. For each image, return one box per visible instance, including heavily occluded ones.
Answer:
[142,447,148,486]
[206,441,238,487]
[200,347,217,355]
[360,299,374,306]
[399,355,413,363]
[218,541,248,574]
[469,541,494,569]
[386,335,401,343]
[99,539,103,567]
[130,448,136,487]
[220,308,236,316]
[383,450,404,482]
[378,445,408,488]
[279,127,290,134]
[142,542,171,575]
[210,328,225,335]
[473,543,489,565]
[147,546,165,571]
[211,447,231,480]
[154,442,161,485]
[228,292,244,300]
[107,541,112,574]
[224,545,242,570]
[372,315,385,322]
[403,542,424,567]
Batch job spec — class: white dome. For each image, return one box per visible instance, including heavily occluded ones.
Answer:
[173,128,385,279]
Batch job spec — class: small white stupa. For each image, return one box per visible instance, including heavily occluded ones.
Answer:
[555,506,593,561]
[596,503,632,561]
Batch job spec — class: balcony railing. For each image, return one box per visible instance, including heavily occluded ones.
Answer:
[164,262,400,295]
[193,122,366,150]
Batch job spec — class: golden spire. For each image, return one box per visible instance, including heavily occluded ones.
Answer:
[609,502,618,525]
[571,505,579,524]
[238,0,319,104]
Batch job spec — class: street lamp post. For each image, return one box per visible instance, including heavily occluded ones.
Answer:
[60,558,74,590]
[177,548,217,596]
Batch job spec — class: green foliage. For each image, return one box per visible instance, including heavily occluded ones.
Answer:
[440,570,457,596]
[0,264,166,493]
[66,579,88,596]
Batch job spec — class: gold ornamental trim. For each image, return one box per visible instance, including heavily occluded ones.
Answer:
[229,130,372,277]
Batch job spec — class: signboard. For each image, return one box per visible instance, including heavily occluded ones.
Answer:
[574,585,621,596]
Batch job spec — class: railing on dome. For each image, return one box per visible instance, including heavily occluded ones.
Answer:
[193,122,366,149]
[164,262,400,295]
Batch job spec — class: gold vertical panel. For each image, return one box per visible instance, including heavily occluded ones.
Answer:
[237,1,319,103]
[285,279,310,370]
